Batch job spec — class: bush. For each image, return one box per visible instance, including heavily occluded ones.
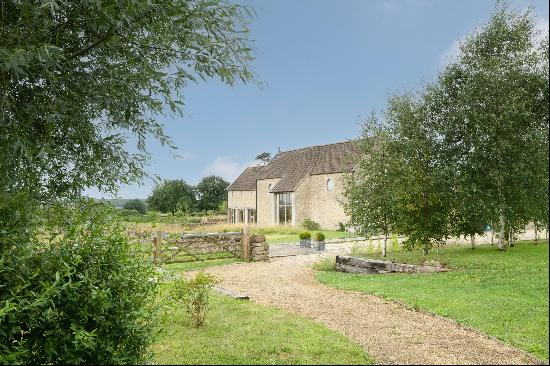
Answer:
[337,222,346,232]
[314,232,325,241]
[299,231,311,240]
[312,257,336,272]
[302,218,321,231]
[170,271,217,327]
[0,198,158,364]
[391,233,400,252]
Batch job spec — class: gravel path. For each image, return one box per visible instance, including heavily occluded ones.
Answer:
[204,248,541,365]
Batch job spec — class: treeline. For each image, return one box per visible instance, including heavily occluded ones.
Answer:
[144,176,229,215]
[345,5,549,255]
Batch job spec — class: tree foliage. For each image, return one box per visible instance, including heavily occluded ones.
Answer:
[424,4,549,249]
[1,1,255,362]
[147,179,197,215]
[255,152,271,166]
[196,175,229,212]
[0,0,255,200]
[346,4,548,253]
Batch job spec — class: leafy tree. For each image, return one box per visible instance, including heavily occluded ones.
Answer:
[196,176,229,212]
[123,199,147,214]
[424,4,549,250]
[344,113,401,257]
[387,94,451,254]
[1,1,255,362]
[255,152,271,166]
[346,96,452,255]
[1,0,255,200]
[147,180,196,215]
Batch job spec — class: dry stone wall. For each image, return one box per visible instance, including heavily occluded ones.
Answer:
[249,234,269,261]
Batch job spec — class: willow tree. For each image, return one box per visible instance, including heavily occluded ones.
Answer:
[1,0,255,200]
[0,1,255,362]
[425,5,549,250]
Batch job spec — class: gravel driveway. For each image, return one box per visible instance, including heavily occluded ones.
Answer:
[203,246,541,365]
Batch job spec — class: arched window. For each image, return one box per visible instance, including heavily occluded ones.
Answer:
[326,178,334,192]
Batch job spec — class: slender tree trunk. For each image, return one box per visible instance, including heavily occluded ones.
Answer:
[497,213,506,250]
[383,230,388,257]
[490,224,494,246]
[534,223,538,243]
[470,234,475,249]
[509,226,515,247]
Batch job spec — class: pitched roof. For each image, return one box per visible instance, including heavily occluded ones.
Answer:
[227,166,263,191]
[256,141,359,193]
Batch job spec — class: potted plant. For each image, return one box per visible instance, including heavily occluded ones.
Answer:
[313,232,325,251]
[299,231,312,248]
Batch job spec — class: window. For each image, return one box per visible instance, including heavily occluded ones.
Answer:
[238,209,245,223]
[326,178,334,192]
[277,193,292,225]
[268,183,273,191]
[229,209,236,223]
[248,209,256,223]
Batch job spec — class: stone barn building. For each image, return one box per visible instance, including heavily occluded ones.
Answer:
[227,141,359,230]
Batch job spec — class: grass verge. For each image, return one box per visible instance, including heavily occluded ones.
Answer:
[152,293,373,365]
[162,257,242,273]
[315,240,549,361]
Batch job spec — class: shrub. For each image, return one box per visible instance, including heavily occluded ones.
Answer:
[391,233,400,252]
[337,222,346,232]
[299,231,311,240]
[302,218,321,231]
[312,257,336,272]
[0,198,159,365]
[314,232,325,241]
[170,271,217,327]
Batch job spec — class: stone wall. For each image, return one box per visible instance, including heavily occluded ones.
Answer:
[295,172,348,230]
[336,255,448,274]
[249,234,269,261]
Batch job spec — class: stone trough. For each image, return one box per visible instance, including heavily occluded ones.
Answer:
[335,255,449,274]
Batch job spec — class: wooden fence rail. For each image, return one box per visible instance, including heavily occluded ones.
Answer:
[132,229,268,266]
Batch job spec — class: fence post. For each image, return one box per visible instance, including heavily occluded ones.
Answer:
[153,231,162,266]
[242,227,250,261]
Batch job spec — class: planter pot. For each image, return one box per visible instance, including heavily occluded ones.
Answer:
[300,238,312,248]
[313,240,325,251]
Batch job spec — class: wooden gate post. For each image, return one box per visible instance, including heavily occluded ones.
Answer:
[242,227,250,261]
[153,231,162,266]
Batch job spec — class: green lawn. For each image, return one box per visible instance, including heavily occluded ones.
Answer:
[162,257,243,273]
[152,293,373,365]
[265,230,356,244]
[316,241,549,361]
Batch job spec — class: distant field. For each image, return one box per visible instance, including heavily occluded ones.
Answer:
[126,221,355,244]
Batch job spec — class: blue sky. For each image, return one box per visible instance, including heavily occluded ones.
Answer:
[85,0,549,199]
